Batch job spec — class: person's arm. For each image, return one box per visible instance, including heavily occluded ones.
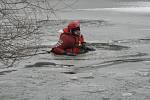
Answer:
[79,35,95,53]
[51,39,66,55]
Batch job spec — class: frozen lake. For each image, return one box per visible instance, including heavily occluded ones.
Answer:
[0,0,150,100]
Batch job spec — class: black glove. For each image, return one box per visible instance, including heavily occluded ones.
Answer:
[79,42,96,53]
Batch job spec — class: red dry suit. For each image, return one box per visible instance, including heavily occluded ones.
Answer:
[51,27,84,55]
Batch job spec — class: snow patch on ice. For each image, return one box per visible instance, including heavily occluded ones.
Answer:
[77,7,150,13]
[104,7,150,13]
[77,1,150,14]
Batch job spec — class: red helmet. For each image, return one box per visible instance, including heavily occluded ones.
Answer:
[68,20,80,33]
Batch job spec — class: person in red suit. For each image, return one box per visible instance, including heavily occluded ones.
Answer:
[51,20,94,56]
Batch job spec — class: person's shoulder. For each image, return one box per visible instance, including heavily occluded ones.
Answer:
[60,32,70,40]
[60,28,71,38]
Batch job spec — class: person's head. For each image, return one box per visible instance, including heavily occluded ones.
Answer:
[68,20,80,36]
